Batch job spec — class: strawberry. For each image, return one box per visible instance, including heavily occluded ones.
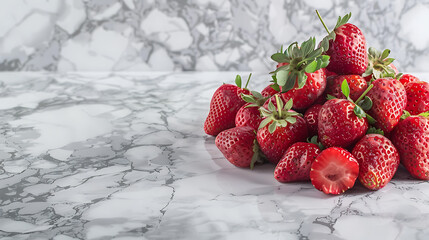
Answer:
[366,78,407,133]
[204,75,251,136]
[325,75,367,101]
[404,81,429,115]
[304,104,323,136]
[215,126,260,168]
[362,48,399,82]
[316,12,368,75]
[310,147,359,195]
[352,134,400,190]
[261,84,280,98]
[271,37,329,110]
[274,141,321,182]
[318,99,368,148]
[257,96,308,164]
[399,74,419,86]
[280,68,326,110]
[236,91,268,131]
[391,115,429,180]
[325,68,337,77]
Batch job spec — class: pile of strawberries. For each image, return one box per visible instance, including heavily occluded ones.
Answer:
[204,11,429,195]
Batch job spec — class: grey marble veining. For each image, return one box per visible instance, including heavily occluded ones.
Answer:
[0,71,428,240]
[1,0,429,72]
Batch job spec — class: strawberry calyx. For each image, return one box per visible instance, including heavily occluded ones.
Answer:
[241,90,269,108]
[259,95,301,133]
[270,37,330,93]
[316,10,351,50]
[307,135,325,150]
[401,110,429,120]
[366,126,384,135]
[339,79,376,124]
[250,137,264,169]
[235,73,252,90]
[363,47,401,81]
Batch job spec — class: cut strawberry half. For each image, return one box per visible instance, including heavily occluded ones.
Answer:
[310,147,359,195]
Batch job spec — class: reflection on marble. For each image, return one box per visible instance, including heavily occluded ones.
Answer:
[0,72,429,239]
[1,0,429,72]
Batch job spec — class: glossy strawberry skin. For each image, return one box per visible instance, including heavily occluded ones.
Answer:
[326,23,368,75]
[399,74,419,86]
[366,78,407,133]
[318,99,368,148]
[352,134,400,190]
[261,84,280,98]
[391,116,429,180]
[325,75,367,101]
[215,126,256,168]
[235,103,263,131]
[274,142,321,182]
[304,104,323,136]
[404,81,429,115]
[204,84,250,136]
[310,147,359,195]
[257,114,308,164]
[280,68,327,110]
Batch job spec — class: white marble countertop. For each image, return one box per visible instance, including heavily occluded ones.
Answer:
[0,72,428,240]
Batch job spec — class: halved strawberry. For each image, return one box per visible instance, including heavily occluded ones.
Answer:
[310,147,359,195]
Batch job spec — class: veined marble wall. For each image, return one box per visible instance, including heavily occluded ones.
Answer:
[0,0,428,72]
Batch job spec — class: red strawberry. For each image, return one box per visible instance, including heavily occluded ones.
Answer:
[366,78,407,133]
[235,103,262,131]
[304,104,323,136]
[274,142,321,182]
[257,96,308,164]
[352,134,400,190]
[215,126,260,168]
[318,99,368,148]
[325,68,337,77]
[325,75,367,101]
[271,37,329,111]
[317,12,368,75]
[310,147,359,195]
[391,115,429,180]
[363,48,399,82]
[404,81,429,115]
[399,74,419,86]
[261,84,280,98]
[204,75,251,136]
[280,68,327,110]
[235,91,268,131]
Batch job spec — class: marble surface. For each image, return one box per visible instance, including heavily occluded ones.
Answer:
[0,71,429,240]
[1,0,429,72]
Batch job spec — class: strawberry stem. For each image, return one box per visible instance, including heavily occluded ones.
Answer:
[316,10,330,34]
[355,84,374,104]
[275,94,282,117]
[245,73,252,89]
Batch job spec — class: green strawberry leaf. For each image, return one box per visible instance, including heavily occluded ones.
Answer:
[241,93,255,103]
[305,60,318,73]
[401,110,412,120]
[341,79,351,99]
[326,94,336,100]
[286,117,297,124]
[297,72,307,89]
[271,53,289,63]
[276,70,289,87]
[334,12,351,29]
[381,49,391,59]
[268,100,276,112]
[284,98,293,110]
[251,90,263,99]
[353,105,366,119]
[420,111,429,118]
[358,96,373,111]
[268,121,276,133]
[366,126,384,136]
[235,75,242,88]
[271,83,280,92]
[259,117,272,129]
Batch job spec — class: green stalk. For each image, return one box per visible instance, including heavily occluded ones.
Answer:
[316,10,330,34]
[245,73,252,89]
[275,94,282,117]
[355,84,374,104]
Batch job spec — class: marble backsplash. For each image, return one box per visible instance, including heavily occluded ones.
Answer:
[0,0,428,72]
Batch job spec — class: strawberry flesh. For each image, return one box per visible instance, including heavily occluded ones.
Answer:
[310,147,359,195]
